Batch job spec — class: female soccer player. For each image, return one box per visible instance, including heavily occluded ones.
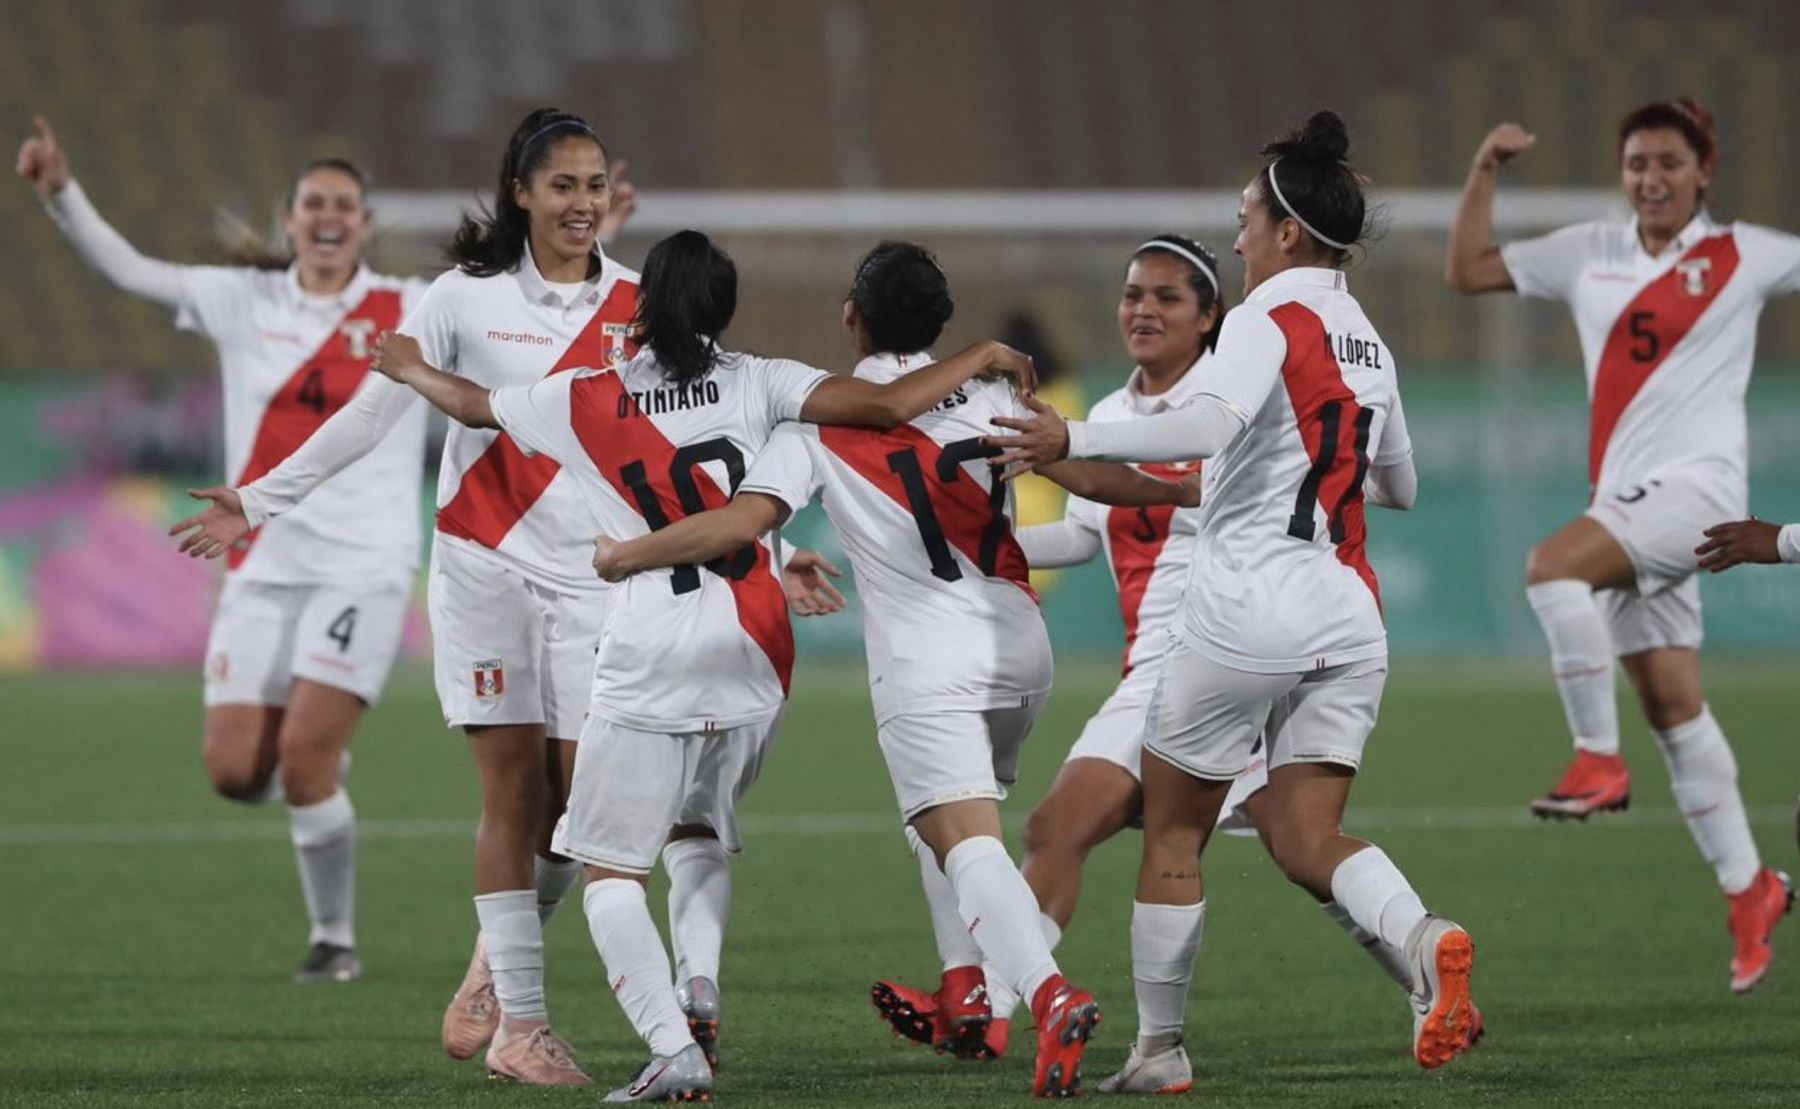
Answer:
[369,230,1045,1100]
[1447,98,1797,993]
[18,115,432,986]
[987,111,1479,1074]
[589,239,1204,1097]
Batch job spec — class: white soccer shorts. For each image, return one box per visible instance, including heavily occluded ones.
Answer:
[1145,642,1387,781]
[551,709,784,875]
[879,702,1043,821]
[1584,473,1722,653]
[203,576,409,707]
[1212,742,1270,837]
[1063,660,1163,780]
[428,541,609,739]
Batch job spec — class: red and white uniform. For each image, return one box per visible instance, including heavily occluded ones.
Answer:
[1141,268,1407,779]
[739,353,1053,819]
[1018,361,1204,780]
[1503,213,1800,649]
[241,245,641,735]
[490,348,827,872]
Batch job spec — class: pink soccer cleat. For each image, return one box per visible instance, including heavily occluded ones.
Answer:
[484,1021,591,1086]
[442,935,499,1060]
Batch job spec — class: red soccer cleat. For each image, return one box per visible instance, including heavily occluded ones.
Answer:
[1727,868,1795,994]
[871,966,997,1060]
[984,1017,1011,1060]
[1030,975,1100,1098]
[1530,750,1630,820]
[1464,1000,1486,1049]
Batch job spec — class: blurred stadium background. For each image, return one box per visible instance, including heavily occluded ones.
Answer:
[3,0,1800,672]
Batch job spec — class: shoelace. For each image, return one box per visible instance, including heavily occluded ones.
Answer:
[465,982,497,1020]
[527,1026,577,1068]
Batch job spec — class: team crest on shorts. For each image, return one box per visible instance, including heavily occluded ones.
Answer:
[473,659,505,698]
[206,652,230,683]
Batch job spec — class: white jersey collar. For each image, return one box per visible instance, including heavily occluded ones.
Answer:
[852,350,933,383]
[515,241,610,309]
[1626,208,1719,260]
[1244,265,1347,306]
[285,263,373,311]
[1123,349,1210,415]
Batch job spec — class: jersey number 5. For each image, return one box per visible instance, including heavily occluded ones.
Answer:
[1287,401,1373,544]
[620,438,756,595]
[887,438,1008,582]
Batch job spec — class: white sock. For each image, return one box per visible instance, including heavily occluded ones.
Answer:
[290,790,356,948]
[584,879,695,1058]
[474,890,547,1022]
[1527,580,1620,754]
[1330,847,1428,954]
[1130,900,1205,1055]
[982,913,1059,1021]
[1655,707,1761,894]
[663,837,732,983]
[533,855,583,926]
[1323,899,1411,993]
[943,836,1059,1009]
[905,826,983,971]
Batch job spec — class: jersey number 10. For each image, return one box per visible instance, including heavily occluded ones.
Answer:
[621,438,757,595]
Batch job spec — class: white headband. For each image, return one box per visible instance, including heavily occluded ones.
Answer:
[1136,239,1219,298]
[1265,158,1352,251]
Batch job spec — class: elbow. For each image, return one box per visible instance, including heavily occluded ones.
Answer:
[1444,259,1476,293]
[867,398,909,430]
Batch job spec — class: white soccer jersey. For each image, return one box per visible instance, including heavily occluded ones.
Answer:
[739,353,1053,723]
[488,348,829,732]
[1178,268,1409,674]
[1062,364,1205,676]
[177,264,428,584]
[1501,212,1800,508]
[405,244,643,593]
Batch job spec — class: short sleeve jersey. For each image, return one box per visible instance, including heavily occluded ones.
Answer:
[1062,362,1206,677]
[1501,213,1800,508]
[175,263,429,585]
[1179,268,1409,674]
[403,243,642,594]
[488,348,828,732]
[738,353,1053,724]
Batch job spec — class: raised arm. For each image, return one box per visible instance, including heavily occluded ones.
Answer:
[1037,460,1202,509]
[19,117,186,306]
[593,494,789,582]
[371,331,496,429]
[799,341,1036,429]
[1446,123,1535,294]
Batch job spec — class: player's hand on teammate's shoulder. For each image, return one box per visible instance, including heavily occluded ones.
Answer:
[371,330,426,381]
[15,115,70,201]
[168,486,249,560]
[978,341,1037,394]
[986,392,1069,480]
[783,549,845,617]
[1473,122,1535,173]
[1695,517,1780,572]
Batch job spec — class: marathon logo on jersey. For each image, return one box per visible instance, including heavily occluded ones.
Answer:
[1676,257,1713,296]
[617,379,722,418]
[486,329,556,347]
[1325,330,1385,370]
[472,658,505,699]
[602,322,634,368]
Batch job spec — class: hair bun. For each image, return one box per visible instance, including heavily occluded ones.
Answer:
[1266,109,1351,165]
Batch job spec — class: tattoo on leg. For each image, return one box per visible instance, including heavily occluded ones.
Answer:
[1159,870,1200,881]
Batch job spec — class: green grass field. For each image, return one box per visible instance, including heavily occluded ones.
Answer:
[4,660,1799,1107]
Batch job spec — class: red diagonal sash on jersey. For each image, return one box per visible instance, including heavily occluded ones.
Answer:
[1269,302,1380,610]
[1105,461,1198,675]
[1589,233,1739,489]
[228,288,404,569]
[818,424,1036,600]
[565,372,795,694]
[436,279,639,548]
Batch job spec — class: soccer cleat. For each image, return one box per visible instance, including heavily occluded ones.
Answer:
[1727,868,1794,994]
[677,976,722,1071]
[984,1017,1011,1061]
[1097,1040,1194,1095]
[1530,751,1630,820]
[604,1043,713,1102]
[871,978,937,1048]
[485,1021,591,1085]
[291,942,361,984]
[933,965,995,1060]
[1030,974,1101,1098]
[1404,916,1476,1069]
[443,935,499,1060]
[1464,1000,1486,1049]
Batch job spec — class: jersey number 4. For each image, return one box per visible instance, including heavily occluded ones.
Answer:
[1287,400,1373,544]
[620,439,756,596]
[887,438,1008,582]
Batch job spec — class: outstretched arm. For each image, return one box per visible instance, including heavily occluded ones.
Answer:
[1037,460,1202,509]
[1016,516,1103,569]
[987,392,1247,475]
[593,494,790,582]
[1446,122,1535,294]
[800,342,1036,430]
[371,331,495,429]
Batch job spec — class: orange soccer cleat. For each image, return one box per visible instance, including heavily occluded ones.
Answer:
[1030,975,1101,1098]
[1727,868,1795,994]
[1530,750,1630,820]
[1406,917,1477,1070]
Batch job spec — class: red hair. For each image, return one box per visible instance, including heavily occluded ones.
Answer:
[1617,97,1719,174]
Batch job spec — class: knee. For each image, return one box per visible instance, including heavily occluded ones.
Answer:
[1524,542,1564,586]
[1024,804,1082,860]
[1263,826,1324,889]
[207,762,272,803]
[1636,687,1704,732]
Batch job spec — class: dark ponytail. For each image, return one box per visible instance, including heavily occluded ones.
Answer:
[847,241,955,354]
[447,107,606,277]
[1257,110,1369,265]
[637,231,738,388]
[1131,233,1227,353]
[216,157,370,271]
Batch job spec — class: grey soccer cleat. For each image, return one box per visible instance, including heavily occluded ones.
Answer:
[604,1042,713,1102]
[1097,1040,1194,1095]
[676,976,722,1071]
[292,942,362,984]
